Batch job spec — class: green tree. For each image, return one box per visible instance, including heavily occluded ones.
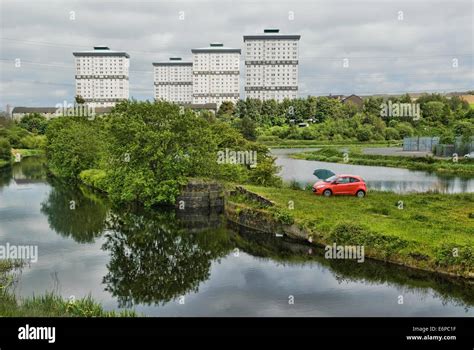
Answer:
[356,125,373,141]
[261,99,280,125]
[395,122,415,138]
[104,101,218,206]
[217,101,235,117]
[75,95,86,104]
[236,116,257,141]
[45,117,104,179]
[0,138,11,161]
[422,101,451,125]
[363,97,384,116]
[314,97,341,122]
[384,127,400,140]
[18,113,48,134]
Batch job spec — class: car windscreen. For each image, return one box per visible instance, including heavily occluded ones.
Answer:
[324,175,337,183]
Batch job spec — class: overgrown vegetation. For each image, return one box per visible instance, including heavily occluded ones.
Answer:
[45,100,282,207]
[292,147,474,176]
[241,185,474,278]
[0,113,48,168]
[0,260,136,316]
[215,94,473,144]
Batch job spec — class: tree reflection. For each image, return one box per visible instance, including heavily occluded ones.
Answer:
[102,209,232,307]
[0,165,12,189]
[13,156,47,181]
[40,180,109,243]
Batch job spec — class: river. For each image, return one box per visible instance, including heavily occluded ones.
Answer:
[0,157,472,316]
[271,148,474,193]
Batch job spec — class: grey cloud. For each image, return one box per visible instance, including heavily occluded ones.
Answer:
[0,0,472,108]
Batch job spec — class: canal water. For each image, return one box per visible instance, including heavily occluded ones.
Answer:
[272,148,474,193]
[0,157,472,316]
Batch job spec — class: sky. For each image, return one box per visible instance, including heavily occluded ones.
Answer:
[0,0,472,109]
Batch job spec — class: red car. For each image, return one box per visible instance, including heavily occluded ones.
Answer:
[312,174,367,198]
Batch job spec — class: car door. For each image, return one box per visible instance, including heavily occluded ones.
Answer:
[347,177,360,194]
[334,177,351,194]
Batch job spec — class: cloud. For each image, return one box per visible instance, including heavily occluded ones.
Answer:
[0,0,472,108]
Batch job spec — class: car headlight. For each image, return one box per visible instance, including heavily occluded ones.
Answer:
[316,185,325,188]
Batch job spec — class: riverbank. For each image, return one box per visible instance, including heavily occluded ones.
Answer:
[78,166,474,279]
[258,138,400,149]
[291,147,474,176]
[0,149,44,169]
[0,261,136,317]
[226,186,474,279]
[14,148,44,158]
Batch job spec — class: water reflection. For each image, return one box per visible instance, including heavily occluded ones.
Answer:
[271,148,474,193]
[231,224,474,309]
[1,156,473,315]
[103,209,233,307]
[41,180,109,243]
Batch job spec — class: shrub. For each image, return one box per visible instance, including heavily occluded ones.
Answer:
[79,169,107,191]
[329,223,409,259]
[0,138,11,161]
[384,127,400,140]
[18,113,48,134]
[20,135,47,149]
[271,208,295,225]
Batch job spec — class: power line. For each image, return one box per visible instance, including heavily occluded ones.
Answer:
[1,37,472,60]
[1,58,471,78]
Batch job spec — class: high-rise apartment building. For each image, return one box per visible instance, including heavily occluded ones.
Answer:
[153,57,193,104]
[191,43,240,107]
[243,29,300,101]
[73,46,130,107]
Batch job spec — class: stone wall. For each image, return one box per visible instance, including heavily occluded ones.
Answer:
[175,179,224,210]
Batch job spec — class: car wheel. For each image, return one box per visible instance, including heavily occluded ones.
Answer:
[356,190,365,198]
[323,189,332,197]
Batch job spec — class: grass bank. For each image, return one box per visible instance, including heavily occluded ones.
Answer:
[14,148,44,158]
[257,138,400,149]
[231,186,474,278]
[291,147,474,176]
[0,261,136,317]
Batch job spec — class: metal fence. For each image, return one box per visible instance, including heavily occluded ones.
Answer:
[432,137,473,157]
[455,136,474,154]
[403,137,440,152]
[433,144,455,157]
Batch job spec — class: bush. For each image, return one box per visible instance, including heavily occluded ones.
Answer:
[79,169,107,191]
[257,135,280,142]
[384,127,400,140]
[356,126,372,142]
[287,179,302,190]
[329,222,409,259]
[435,244,474,271]
[18,113,48,134]
[20,135,47,149]
[271,208,294,225]
[45,117,104,179]
[0,138,11,161]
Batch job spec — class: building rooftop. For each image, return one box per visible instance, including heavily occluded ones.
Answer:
[73,46,130,58]
[12,107,58,113]
[244,29,301,41]
[152,57,192,66]
[191,43,241,54]
[12,106,113,114]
